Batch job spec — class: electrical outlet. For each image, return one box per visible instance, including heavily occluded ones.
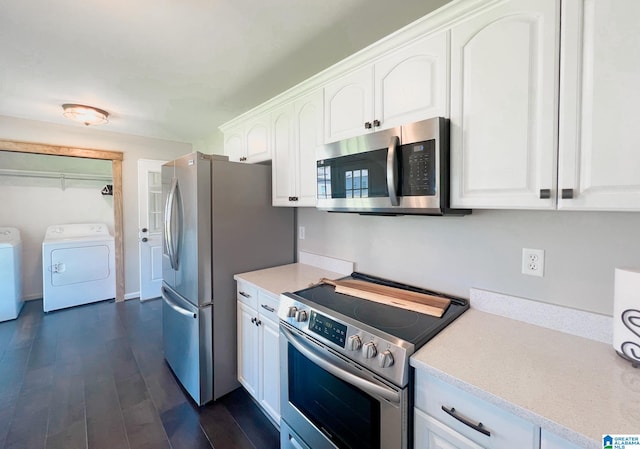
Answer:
[522,248,544,277]
[298,226,305,240]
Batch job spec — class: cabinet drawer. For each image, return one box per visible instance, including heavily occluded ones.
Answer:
[415,373,538,449]
[236,281,258,309]
[257,290,279,323]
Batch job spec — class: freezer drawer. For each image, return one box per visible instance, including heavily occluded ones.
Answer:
[162,284,213,405]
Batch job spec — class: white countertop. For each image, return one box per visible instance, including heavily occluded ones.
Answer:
[233,262,346,296]
[410,308,640,449]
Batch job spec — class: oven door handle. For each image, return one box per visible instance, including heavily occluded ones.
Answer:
[281,326,402,405]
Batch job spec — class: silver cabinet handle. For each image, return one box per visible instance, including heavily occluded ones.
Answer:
[441,406,491,437]
[387,136,400,206]
[539,189,551,199]
[239,291,251,298]
[281,325,401,404]
[261,304,275,313]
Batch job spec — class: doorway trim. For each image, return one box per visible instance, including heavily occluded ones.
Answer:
[0,139,126,301]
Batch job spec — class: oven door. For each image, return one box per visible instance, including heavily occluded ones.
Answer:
[280,323,408,449]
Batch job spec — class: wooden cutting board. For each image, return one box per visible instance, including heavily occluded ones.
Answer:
[320,278,450,318]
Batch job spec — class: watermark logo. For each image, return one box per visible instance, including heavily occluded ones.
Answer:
[604,435,640,449]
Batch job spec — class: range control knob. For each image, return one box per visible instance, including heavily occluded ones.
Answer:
[294,310,308,322]
[378,350,394,368]
[287,306,298,317]
[347,335,362,351]
[362,341,377,359]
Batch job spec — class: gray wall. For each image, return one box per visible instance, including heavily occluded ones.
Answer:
[297,208,640,316]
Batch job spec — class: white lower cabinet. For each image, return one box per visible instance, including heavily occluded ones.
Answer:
[237,301,259,398]
[258,299,280,422]
[540,430,583,449]
[236,281,281,425]
[415,372,539,449]
[415,408,484,449]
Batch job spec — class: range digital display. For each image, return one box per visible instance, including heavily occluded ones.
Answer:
[309,311,347,348]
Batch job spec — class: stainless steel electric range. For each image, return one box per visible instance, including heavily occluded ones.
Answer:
[278,272,469,449]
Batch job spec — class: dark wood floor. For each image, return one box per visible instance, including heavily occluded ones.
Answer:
[0,298,279,449]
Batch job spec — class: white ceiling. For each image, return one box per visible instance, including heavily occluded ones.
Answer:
[0,0,449,146]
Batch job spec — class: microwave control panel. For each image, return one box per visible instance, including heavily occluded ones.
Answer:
[401,139,436,196]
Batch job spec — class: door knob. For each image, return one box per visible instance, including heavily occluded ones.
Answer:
[141,228,148,233]
[141,237,148,242]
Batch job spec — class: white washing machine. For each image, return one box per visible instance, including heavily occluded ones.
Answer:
[0,227,23,322]
[42,223,115,312]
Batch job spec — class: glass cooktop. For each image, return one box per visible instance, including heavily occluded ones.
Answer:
[293,272,469,348]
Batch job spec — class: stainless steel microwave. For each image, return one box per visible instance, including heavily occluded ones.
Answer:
[316,117,471,216]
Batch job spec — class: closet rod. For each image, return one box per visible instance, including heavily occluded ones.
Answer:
[0,168,112,182]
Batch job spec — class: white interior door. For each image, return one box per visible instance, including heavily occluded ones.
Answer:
[138,159,167,300]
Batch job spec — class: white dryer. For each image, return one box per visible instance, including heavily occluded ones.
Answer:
[42,223,115,312]
[0,227,23,322]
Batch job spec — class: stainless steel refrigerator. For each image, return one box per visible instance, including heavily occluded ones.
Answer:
[161,152,294,405]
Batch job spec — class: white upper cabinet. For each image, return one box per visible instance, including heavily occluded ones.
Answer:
[272,90,323,207]
[558,0,640,211]
[449,0,560,209]
[272,104,295,206]
[223,126,244,163]
[324,31,449,143]
[324,66,374,143]
[294,90,323,206]
[374,31,449,131]
[223,113,271,163]
[245,114,271,163]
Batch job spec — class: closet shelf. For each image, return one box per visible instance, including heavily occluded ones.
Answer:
[0,168,112,190]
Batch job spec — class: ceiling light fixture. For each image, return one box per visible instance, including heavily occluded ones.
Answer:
[62,103,109,126]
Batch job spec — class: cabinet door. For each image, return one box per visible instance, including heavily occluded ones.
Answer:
[294,90,323,207]
[246,114,271,163]
[272,104,296,206]
[237,301,259,399]
[558,0,640,210]
[374,31,449,131]
[449,0,560,209]
[259,316,280,424]
[324,66,374,143]
[415,409,484,449]
[224,127,244,162]
[540,429,583,449]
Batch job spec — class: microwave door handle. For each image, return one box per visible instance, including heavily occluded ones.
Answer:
[386,136,400,206]
[281,325,401,405]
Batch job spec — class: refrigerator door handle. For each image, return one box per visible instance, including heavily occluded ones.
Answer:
[164,177,179,270]
[162,287,196,319]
